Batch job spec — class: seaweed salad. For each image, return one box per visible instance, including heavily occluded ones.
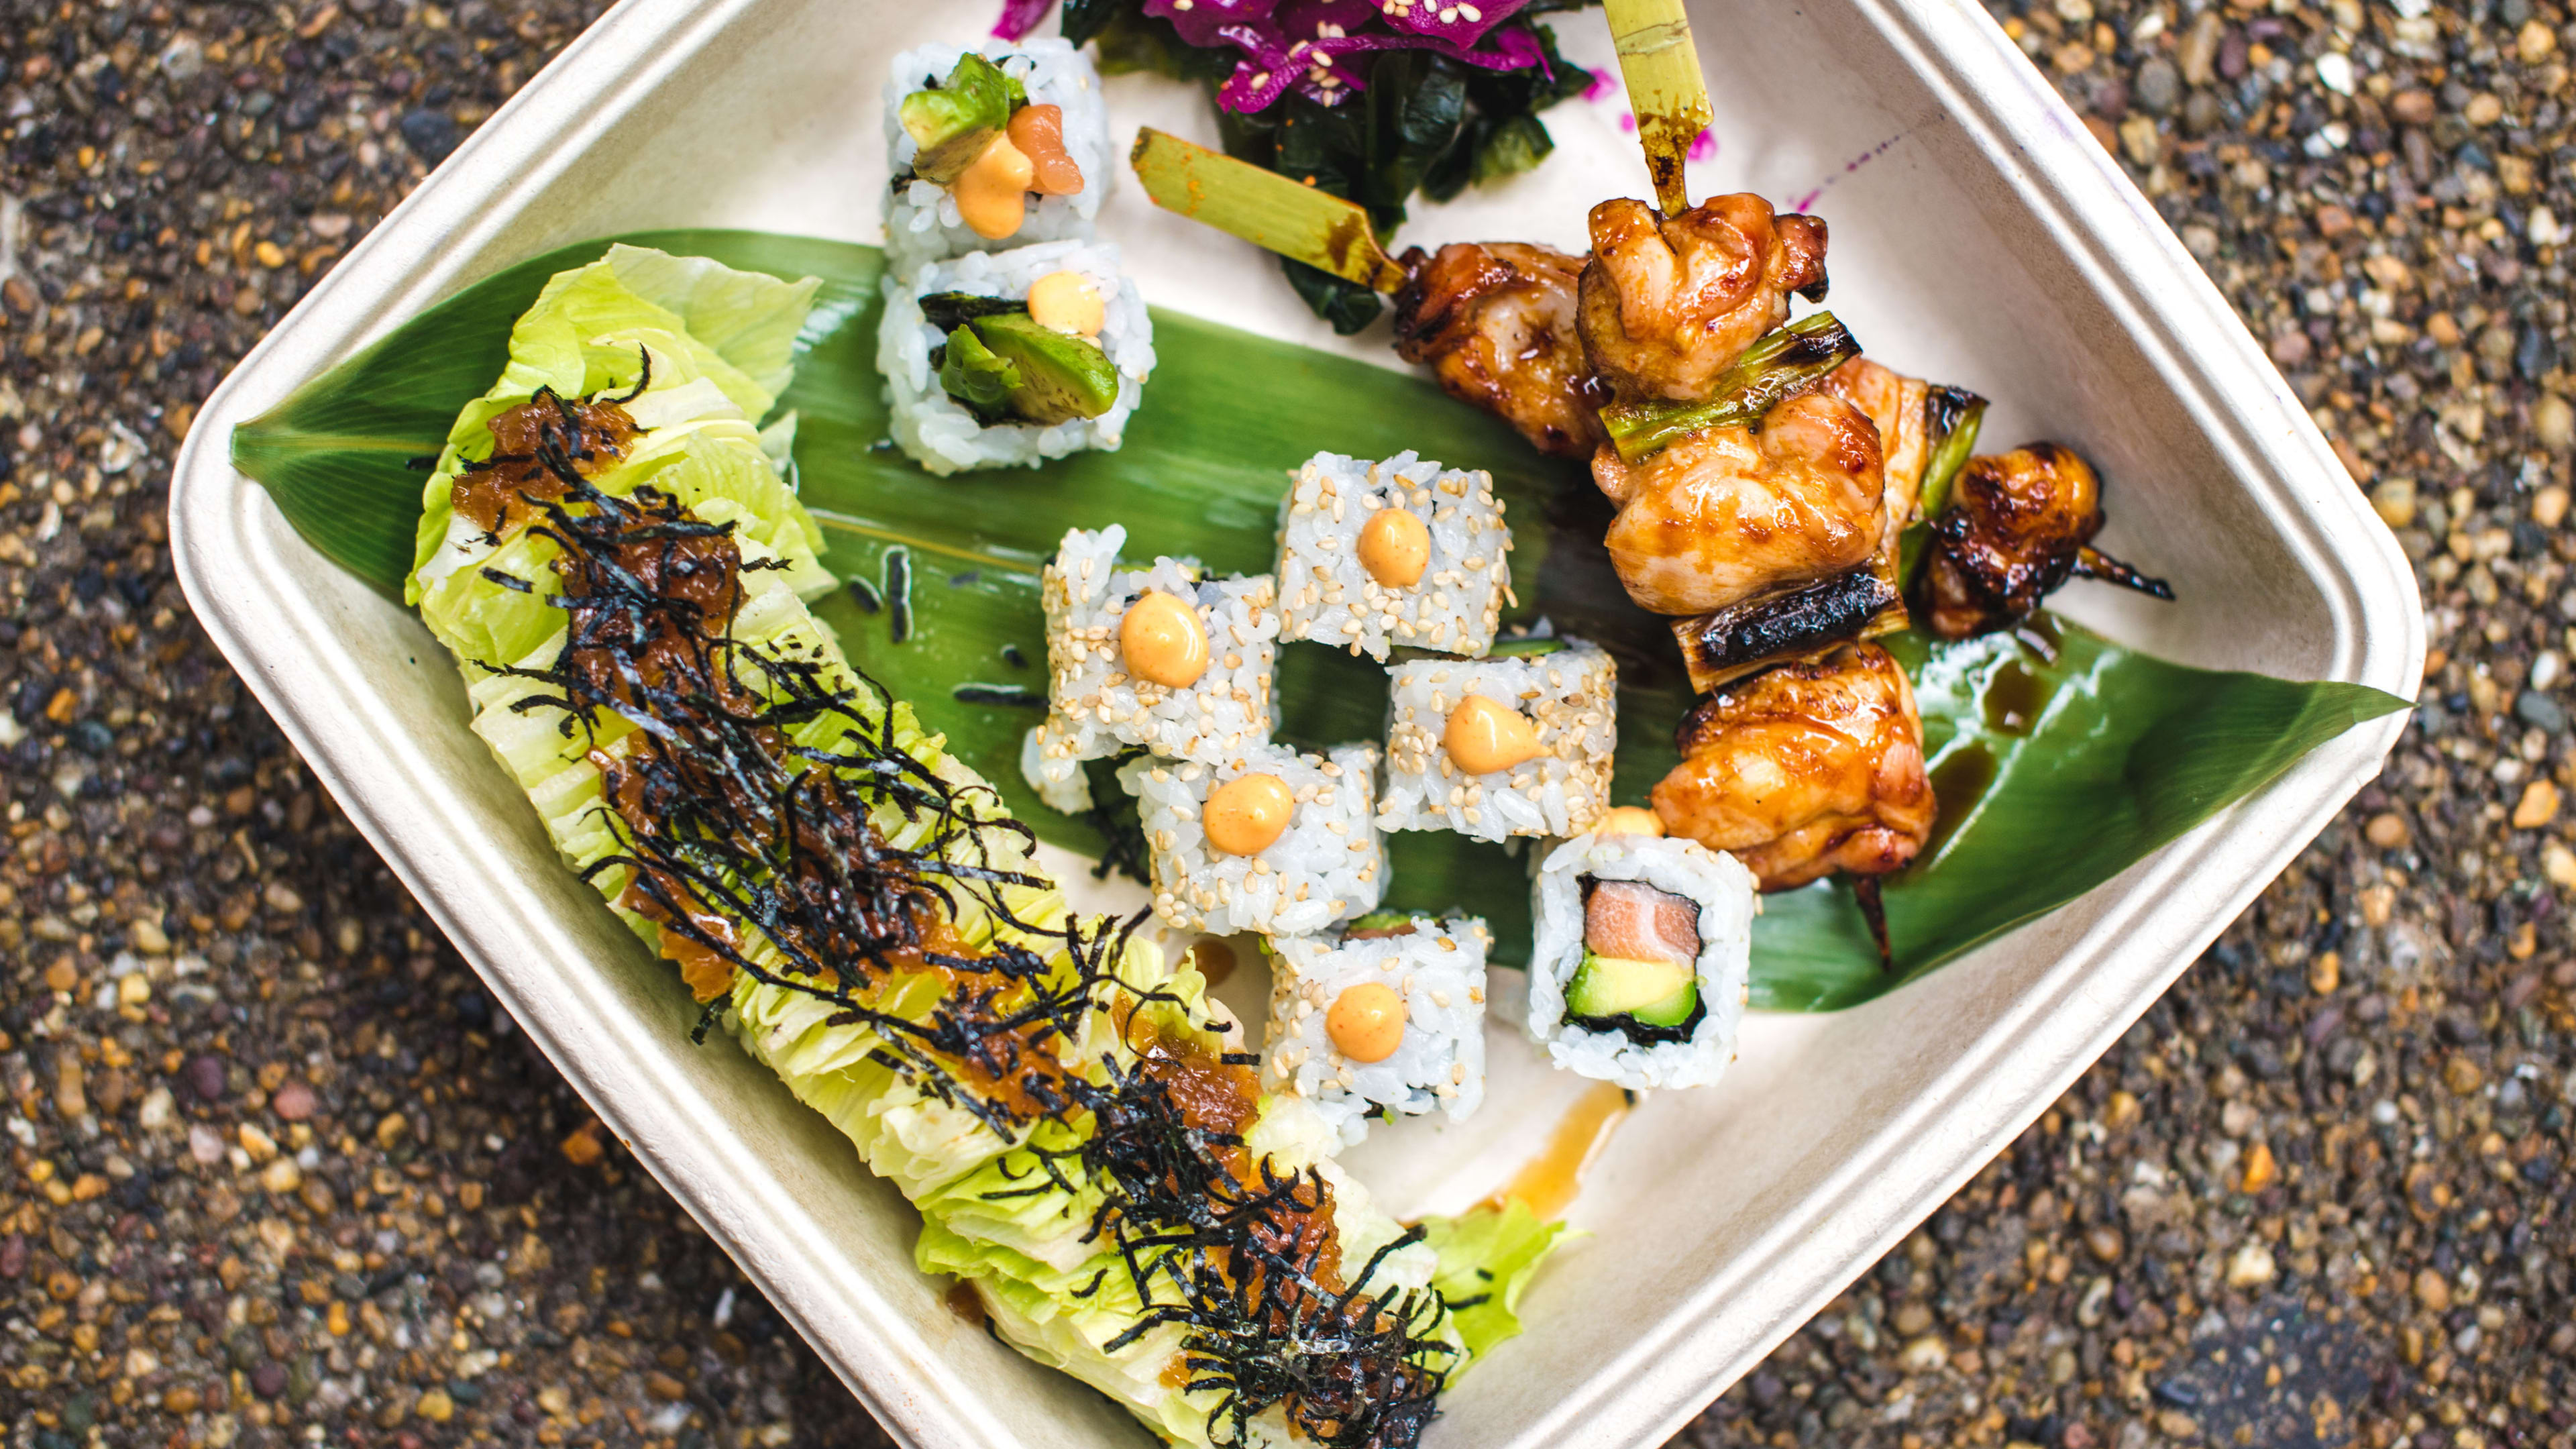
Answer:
[398,243,1560,1448]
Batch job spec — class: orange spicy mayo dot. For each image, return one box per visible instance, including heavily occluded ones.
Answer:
[1325,982,1406,1063]
[1596,806,1665,838]
[955,131,1035,239]
[1357,506,1431,588]
[1118,590,1210,688]
[1203,773,1294,856]
[1443,694,1544,775]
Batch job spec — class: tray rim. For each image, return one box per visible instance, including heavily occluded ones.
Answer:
[165,1,2426,1446]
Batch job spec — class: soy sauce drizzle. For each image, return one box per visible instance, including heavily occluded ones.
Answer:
[467,390,1453,1449]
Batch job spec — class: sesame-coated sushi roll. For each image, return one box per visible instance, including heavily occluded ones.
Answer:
[1119,744,1385,936]
[1032,525,1277,773]
[1275,450,1513,661]
[878,240,1153,476]
[1262,912,1491,1147]
[882,40,1113,276]
[1377,636,1617,842]
[1527,826,1756,1091]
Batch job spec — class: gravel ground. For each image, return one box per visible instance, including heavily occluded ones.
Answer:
[0,3,2570,1449]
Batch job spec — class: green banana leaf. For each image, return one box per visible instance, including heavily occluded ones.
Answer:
[230,229,2409,1010]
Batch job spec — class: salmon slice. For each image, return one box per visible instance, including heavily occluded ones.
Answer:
[1582,878,1703,966]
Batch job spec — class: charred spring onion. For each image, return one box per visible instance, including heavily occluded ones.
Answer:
[1599,312,1863,463]
[1670,566,1905,696]
[1896,386,1987,590]
[1914,386,1988,523]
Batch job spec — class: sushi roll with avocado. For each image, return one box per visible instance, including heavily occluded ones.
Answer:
[1026,525,1277,780]
[882,40,1113,274]
[1275,450,1515,661]
[1527,825,1756,1091]
[1377,635,1617,842]
[1262,912,1492,1147]
[1119,743,1386,937]
[879,239,1153,475]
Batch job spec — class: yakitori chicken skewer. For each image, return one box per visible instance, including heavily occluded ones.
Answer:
[1391,241,1607,460]
[1128,129,2171,964]
[1650,641,1937,961]
[1914,443,2174,639]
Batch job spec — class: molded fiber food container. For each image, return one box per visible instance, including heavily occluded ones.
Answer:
[168,1,2424,1446]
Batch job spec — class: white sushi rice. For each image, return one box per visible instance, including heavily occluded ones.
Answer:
[1377,640,1617,841]
[881,39,1113,276]
[879,241,1155,476]
[1261,916,1491,1147]
[1526,831,1756,1091]
[1120,744,1386,936]
[1275,450,1514,661]
[1017,725,1094,814]
[1035,525,1278,767]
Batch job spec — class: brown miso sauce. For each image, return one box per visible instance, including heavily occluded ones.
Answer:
[1483,1080,1631,1220]
[452,394,639,535]
[1128,1018,1260,1140]
[1187,935,1237,989]
[1981,658,2048,736]
[614,871,742,1004]
[943,1280,987,1328]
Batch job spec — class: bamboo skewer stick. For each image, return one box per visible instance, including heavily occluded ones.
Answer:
[1603,0,1714,215]
[1128,127,1411,293]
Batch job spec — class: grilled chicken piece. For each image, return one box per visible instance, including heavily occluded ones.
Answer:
[1650,642,1935,892]
[1816,356,1930,557]
[1591,390,1887,616]
[1917,443,2174,639]
[1578,194,1831,403]
[1393,241,1608,460]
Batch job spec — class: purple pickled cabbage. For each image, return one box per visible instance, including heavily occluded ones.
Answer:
[991,0,1056,40]
[1146,0,1285,48]
[1374,0,1531,50]
[1214,21,1384,111]
[1212,9,1548,110]
[992,0,1551,114]
[1277,0,1380,36]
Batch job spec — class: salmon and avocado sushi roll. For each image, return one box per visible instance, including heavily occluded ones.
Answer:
[881,39,1113,274]
[878,239,1153,475]
[1527,820,1756,1091]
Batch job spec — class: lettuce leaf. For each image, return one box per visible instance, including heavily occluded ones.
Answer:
[1419,1199,1574,1364]
[405,246,821,601]
[917,1220,1217,1447]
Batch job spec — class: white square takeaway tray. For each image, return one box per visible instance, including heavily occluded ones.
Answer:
[169,1,2423,1446]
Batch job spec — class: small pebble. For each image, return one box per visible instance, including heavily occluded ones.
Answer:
[272,1079,318,1121]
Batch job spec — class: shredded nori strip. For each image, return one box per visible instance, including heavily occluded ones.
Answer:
[1075,749,1152,885]
[953,684,1046,708]
[1565,995,1709,1047]
[466,394,1455,1449]
[920,291,1035,331]
[885,547,914,643]
[847,576,883,614]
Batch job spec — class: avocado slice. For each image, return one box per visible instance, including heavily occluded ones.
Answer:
[970,313,1120,426]
[1342,910,1421,941]
[936,323,1022,423]
[899,53,1015,186]
[1564,953,1699,1027]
